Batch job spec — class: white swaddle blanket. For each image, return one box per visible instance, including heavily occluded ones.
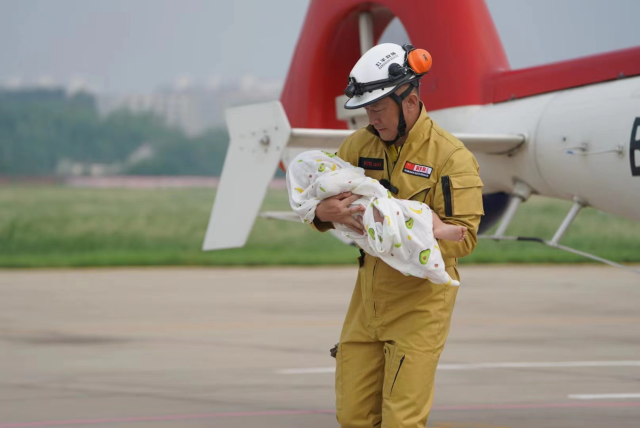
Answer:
[287,150,458,286]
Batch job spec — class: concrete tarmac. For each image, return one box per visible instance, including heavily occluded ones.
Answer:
[0,265,639,427]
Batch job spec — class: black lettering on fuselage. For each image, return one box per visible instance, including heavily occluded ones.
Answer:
[630,117,640,177]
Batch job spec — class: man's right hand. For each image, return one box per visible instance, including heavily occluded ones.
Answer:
[315,192,365,234]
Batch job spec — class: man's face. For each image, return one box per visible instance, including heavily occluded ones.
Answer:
[364,96,400,142]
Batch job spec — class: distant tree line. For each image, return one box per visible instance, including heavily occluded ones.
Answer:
[0,89,230,176]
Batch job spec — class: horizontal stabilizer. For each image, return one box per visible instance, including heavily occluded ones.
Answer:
[261,211,356,246]
[290,128,352,149]
[288,127,524,154]
[260,211,301,222]
[455,133,525,154]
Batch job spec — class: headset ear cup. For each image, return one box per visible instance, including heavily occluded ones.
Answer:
[408,49,432,75]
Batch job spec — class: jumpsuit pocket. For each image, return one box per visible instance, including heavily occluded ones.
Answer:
[335,343,343,410]
[383,343,404,399]
[441,175,453,217]
[398,171,433,202]
[408,187,432,204]
[390,355,406,395]
[449,174,484,216]
[381,350,440,425]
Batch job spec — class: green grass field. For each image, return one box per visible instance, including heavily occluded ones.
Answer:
[0,186,639,268]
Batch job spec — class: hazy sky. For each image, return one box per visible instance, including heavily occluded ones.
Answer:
[1,0,639,94]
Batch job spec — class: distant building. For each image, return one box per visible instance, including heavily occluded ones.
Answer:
[96,76,282,136]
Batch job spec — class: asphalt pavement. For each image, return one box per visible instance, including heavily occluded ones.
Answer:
[1,265,639,427]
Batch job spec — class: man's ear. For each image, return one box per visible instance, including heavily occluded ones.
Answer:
[406,91,419,109]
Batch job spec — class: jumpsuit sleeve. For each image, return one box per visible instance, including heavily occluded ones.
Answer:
[310,139,353,232]
[311,215,335,232]
[431,148,484,259]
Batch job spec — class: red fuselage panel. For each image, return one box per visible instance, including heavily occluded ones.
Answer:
[281,0,640,129]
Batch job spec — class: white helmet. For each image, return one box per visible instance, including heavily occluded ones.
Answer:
[344,43,429,110]
[344,43,432,143]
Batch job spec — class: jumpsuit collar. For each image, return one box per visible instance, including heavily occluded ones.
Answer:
[365,102,432,152]
[366,101,432,166]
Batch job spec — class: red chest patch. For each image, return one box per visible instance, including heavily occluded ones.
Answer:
[402,161,433,179]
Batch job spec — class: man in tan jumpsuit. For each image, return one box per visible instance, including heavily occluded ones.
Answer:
[313,43,484,427]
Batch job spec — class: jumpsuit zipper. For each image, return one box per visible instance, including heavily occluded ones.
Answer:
[390,355,406,395]
[384,152,391,179]
[372,260,378,316]
[441,175,453,217]
[384,144,405,181]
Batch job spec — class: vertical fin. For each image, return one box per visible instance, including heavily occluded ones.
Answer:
[202,101,291,251]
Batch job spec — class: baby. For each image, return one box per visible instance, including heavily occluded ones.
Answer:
[287,150,465,285]
[372,196,466,242]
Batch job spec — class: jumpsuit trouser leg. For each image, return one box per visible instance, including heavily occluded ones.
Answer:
[336,256,459,428]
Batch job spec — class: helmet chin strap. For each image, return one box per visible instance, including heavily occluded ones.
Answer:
[374,82,417,145]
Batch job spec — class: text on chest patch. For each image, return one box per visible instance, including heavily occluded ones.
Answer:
[358,157,384,170]
[403,161,433,178]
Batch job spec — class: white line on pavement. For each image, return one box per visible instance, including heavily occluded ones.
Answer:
[438,361,640,370]
[276,360,640,375]
[278,367,336,374]
[569,393,640,400]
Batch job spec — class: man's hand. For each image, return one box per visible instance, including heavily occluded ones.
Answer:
[316,192,365,234]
